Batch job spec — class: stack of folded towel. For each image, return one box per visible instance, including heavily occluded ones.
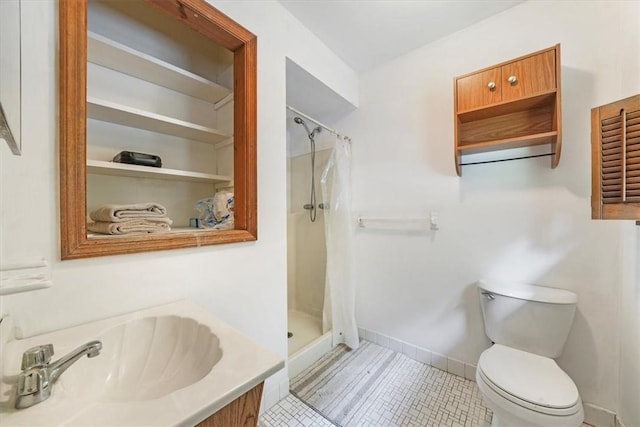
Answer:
[88,203,173,235]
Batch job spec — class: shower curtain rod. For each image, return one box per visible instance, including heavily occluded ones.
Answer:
[286,105,351,142]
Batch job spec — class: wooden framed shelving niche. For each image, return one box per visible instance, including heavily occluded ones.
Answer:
[59,0,257,259]
[453,45,562,176]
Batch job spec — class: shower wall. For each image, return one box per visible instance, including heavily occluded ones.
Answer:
[287,148,332,320]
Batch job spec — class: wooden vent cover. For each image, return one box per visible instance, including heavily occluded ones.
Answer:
[591,94,640,220]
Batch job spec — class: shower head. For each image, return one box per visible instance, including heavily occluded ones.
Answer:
[294,116,321,140]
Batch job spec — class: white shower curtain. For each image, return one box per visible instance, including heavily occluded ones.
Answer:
[320,135,359,350]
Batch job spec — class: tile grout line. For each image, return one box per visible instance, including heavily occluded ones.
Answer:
[289,390,342,427]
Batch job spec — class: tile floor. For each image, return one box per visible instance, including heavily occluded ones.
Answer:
[262,339,593,427]
[262,340,491,427]
[261,394,336,427]
[261,389,490,427]
[262,385,593,427]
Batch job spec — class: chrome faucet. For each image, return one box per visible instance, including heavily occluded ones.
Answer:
[15,341,102,409]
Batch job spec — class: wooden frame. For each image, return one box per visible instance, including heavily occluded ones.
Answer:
[591,94,640,220]
[59,0,257,259]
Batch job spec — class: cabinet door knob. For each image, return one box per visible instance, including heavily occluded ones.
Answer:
[507,75,518,85]
[487,81,496,90]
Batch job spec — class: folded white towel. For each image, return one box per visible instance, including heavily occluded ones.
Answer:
[90,203,169,223]
[88,219,171,235]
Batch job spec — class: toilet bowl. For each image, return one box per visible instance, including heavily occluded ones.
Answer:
[476,280,584,427]
[476,344,583,427]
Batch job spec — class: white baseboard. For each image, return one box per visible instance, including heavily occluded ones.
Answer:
[615,415,627,427]
[260,384,279,414]
[260,377,290,414]
[357,327,476,382]
[583,402,616,427]
[279,377,290,400]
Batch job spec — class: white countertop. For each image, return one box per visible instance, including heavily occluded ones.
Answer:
[0,300,284,426]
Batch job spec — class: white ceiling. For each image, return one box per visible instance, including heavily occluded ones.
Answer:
[279,0,524,73]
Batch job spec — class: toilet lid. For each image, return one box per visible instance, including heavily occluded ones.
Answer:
[478,345,579,410]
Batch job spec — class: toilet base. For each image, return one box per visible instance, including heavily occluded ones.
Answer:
[477,368,584,427]
[484,400,583,427]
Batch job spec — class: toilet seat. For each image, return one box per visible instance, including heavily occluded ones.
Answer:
[477,345,581,416]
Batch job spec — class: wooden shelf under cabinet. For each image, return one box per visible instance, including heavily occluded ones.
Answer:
[454,45,561,175]
[87,31,231,104]
[458,131,558,155]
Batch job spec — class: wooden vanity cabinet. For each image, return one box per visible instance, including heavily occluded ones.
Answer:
[454,45,561,176]
[196,382,263,427]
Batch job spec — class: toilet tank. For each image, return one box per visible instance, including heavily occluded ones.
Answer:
[477,280,577,358]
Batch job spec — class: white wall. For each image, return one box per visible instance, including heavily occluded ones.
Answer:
[0,0,357,407]
[618,225,639,426]
[341,0,639,411]
[287,146,332,319]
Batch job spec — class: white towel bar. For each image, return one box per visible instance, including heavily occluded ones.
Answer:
[357,216,432,230]
[0,258,52,295]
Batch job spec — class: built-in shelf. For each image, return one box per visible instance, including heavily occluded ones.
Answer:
[87,159,233,184]
[458,131,557,155]
[87,31,231,103]
[214,92,234,110]
[87,97,231,144]
[88,227,215,239]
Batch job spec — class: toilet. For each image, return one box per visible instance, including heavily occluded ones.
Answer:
[476,280,584,427]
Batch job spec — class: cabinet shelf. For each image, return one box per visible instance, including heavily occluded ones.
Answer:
[87,32,231,103]
[457,90,557,123]
[87,97,231,144]
[458,131,557,155]
[87,159,233,184]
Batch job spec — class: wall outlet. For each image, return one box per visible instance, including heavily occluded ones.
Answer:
[429,211,439,230]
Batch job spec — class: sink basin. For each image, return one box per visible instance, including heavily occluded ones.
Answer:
[59,316,222,401]
[0,300,284,426]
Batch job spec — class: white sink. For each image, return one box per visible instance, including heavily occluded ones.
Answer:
[0,300,284,426]
[61,316,222,401]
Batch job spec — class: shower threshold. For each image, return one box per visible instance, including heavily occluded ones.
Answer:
[288,330,332,379]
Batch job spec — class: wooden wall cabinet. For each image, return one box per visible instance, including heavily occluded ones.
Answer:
[591,94,640,220]
[59,0,257,259]
[454,45,561,176]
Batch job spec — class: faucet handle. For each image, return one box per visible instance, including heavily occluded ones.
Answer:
[21,344,54,370]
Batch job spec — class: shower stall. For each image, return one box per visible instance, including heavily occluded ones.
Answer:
[286,106,359,378]
[286,110,333,378]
